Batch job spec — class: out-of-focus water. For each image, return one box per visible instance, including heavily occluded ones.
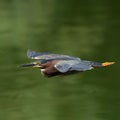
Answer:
[0,0,120,120]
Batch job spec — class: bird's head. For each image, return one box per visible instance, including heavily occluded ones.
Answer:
[20,61,42,68]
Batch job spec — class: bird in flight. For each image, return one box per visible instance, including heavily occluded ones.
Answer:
[20,49,115,77]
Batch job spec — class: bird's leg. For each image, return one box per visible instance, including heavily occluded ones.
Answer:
[92,61,115,68]
[101,62,115,67]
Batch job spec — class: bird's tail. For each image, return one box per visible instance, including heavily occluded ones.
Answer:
[92,61,115,68]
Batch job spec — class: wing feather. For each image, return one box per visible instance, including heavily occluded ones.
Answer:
[54,60,94,73]
[27,49,81,61]
[54,60,72,73]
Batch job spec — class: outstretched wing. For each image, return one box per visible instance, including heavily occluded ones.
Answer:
[54,60,81,73]
[54,60,73,73]
[27,49,81,61]
[54,60,94,73]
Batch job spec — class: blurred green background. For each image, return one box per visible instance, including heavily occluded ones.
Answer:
[0,0,119,120]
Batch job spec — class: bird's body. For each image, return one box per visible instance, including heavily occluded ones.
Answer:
[20,50,115,77]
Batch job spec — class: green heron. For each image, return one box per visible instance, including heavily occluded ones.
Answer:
[20,49,115,77]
